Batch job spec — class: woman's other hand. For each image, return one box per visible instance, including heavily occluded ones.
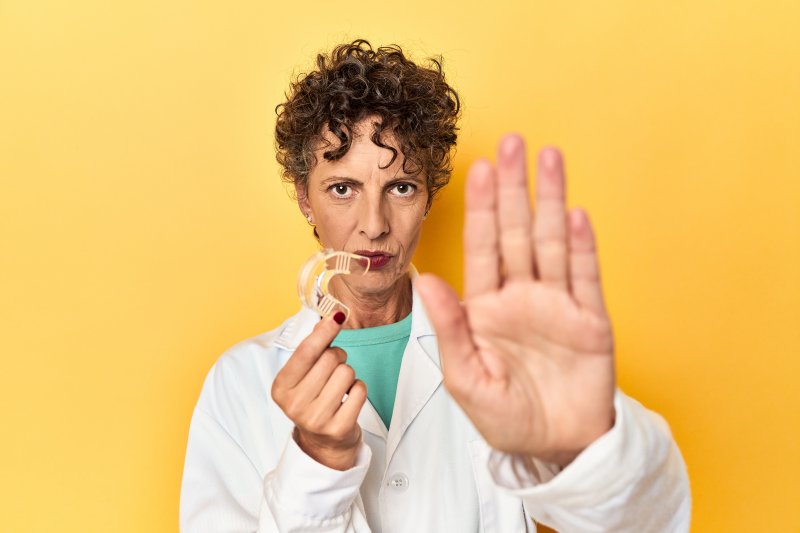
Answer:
[271,312,367,470]
[416,135,616,468]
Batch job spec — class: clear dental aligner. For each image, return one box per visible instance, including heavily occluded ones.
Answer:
[297,249,371,322]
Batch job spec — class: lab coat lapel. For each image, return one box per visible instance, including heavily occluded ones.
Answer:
[384,284,442,467]
[357,396,388,440]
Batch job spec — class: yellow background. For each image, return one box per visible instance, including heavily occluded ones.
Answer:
[2,0,798,531]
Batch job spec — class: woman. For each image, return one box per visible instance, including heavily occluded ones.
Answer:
[180,40,690,532]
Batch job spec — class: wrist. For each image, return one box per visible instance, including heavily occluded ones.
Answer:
[534,408,616,469]
[293,427,360,471]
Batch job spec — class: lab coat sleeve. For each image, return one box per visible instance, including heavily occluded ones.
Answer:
[262,434,373,532]
[180,405,374,533]
[486,390,691,532]
[180,348,374,532]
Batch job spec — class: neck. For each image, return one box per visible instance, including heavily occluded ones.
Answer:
[332,274,413,329]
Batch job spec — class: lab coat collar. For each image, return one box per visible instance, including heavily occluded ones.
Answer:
[354,277,443,449]
[382,284,443,466]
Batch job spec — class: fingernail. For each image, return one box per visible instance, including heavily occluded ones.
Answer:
[570,209,585,232]
[541,148,560,170]
[333,311,346,325]
[500,135,523,159]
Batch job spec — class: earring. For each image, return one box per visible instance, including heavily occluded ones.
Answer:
[306,213,315,226]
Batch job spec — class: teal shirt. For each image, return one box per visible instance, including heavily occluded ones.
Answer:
[331,312,412,429]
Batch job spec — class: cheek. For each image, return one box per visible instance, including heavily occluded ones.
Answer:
[392,211,425,248]
[314,208,359,248]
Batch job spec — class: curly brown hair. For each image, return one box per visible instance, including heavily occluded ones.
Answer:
[274,39,461,204]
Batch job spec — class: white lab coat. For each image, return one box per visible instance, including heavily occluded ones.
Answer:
[180,285,691,532]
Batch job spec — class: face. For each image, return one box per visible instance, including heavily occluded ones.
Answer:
[296,118,428,296]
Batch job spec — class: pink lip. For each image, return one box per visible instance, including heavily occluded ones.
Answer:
[354,250,394,270]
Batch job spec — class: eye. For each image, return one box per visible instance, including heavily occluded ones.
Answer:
[390,182,417,197]
[329,184,353,198]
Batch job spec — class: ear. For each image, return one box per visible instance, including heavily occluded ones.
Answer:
[295,181,311,217]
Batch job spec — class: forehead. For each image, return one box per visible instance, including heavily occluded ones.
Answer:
[312,119,408,177]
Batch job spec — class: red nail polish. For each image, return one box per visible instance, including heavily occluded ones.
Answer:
[333,311,346,325]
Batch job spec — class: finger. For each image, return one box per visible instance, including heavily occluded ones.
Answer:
[496,134,534,282]
[534,147,569,290]
[313,363,358,420]
[568,208,608,316]
[529,216,539,278]
[415,274,489,395]
[331,379,367,427]
[275,312,344,389]
[464,159,500,298]
[293,347,347,399]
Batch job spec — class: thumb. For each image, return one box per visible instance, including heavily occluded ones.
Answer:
[415,274,480,387]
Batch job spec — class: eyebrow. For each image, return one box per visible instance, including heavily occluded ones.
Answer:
[321,174,424,186]
[321,176,358,186]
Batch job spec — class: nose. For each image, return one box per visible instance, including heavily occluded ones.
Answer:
[359,194,390,240]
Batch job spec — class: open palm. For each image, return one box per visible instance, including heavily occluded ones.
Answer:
[417,135,616,467]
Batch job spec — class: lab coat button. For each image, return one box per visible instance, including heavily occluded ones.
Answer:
[387,473,409,491]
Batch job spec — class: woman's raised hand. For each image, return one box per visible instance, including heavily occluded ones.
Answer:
[416,135,616,467]
[271,312,367,470]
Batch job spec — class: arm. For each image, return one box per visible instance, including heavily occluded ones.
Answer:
[180,318,374,532]
[180,406,372,532]
[416,135,691,530]
[262,432,373,532]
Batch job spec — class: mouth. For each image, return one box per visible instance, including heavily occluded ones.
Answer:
[354,250,394,270]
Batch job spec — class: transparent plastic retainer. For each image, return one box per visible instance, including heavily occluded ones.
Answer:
[297,249,371,322]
